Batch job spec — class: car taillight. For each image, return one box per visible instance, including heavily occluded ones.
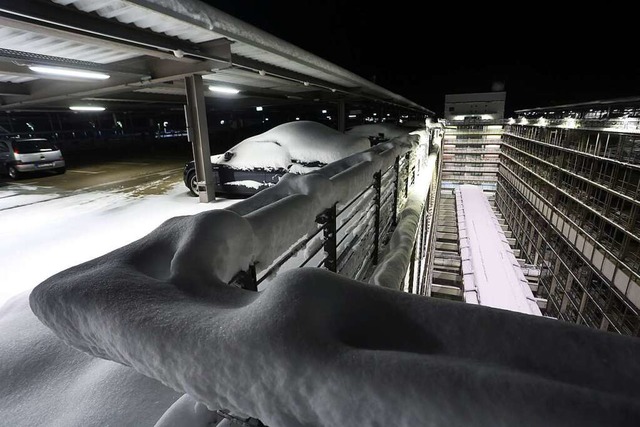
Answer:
[12,147,19,154]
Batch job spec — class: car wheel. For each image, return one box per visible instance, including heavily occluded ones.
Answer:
[55,167,66,175]
[8,165,20,180]
[188,172,199,197]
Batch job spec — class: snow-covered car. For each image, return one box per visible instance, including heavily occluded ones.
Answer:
[184,121,370,197]
[0,138,66,179]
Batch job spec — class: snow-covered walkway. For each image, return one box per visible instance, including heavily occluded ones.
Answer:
[457,184,541,315]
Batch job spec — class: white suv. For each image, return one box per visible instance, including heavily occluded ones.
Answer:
[0,138,66,179]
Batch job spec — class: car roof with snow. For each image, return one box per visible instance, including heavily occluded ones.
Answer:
[212,121,370,170]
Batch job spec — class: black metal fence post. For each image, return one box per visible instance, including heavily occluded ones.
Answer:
[317,204,337,272]
[234,264,258,291]
[405,152,411,196]
[408,243,416,294]
[373,171,381,265]
[393,155,400,226]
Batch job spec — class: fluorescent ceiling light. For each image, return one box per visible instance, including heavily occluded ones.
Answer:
[30,66,110,80]
[209,86,239,94]
[69,106,105,112]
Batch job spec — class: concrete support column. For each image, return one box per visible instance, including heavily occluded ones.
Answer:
[185,74,215,203]
[337,100,346,133]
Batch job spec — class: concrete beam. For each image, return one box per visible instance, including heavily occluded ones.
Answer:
[0,58,230,110]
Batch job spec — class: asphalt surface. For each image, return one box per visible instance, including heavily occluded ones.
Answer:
[0,152,193,211]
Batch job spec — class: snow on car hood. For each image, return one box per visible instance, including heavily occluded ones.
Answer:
[211,121,370,169]
[212,139,291,171]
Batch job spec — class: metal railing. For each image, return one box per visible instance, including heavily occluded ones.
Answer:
[229,128,440,293]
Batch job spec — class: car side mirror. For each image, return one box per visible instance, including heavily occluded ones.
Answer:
[223,152,234,161]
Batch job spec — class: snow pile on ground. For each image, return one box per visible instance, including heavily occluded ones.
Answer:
[212,121,370,169]
[30,262,640,425]
[0,292,183,427]
[346,123,413,139]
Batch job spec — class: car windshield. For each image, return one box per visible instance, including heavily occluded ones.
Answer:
[14,140,57,153]
[215,140,291,171]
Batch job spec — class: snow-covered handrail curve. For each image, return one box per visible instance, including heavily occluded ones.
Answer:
[31,260,640,425]
[222,134,416,280]
[369,136,441,290]
[27,126,640,425]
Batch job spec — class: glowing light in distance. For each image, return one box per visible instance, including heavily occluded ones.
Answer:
[348,114,357,118]
[30,66,110,80]
[322,109,327,114]
[256,106,263,111]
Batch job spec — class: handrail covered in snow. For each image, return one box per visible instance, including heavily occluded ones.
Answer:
[369,135,442,293]
[220,130,433,290]
[30,232,640,426]
[28,122,640,425]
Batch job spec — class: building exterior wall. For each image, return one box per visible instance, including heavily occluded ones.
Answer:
[442,122,502,192]
[497,120,640,336]
[444,92,506,121]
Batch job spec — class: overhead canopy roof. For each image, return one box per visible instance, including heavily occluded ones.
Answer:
[516,96,640,113]
[0,0,433,114]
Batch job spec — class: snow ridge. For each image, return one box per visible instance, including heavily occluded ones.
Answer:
[30,265,640,426]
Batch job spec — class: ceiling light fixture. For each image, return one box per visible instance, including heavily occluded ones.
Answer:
[30,66,110,80]
[69,105,106,112]
[209,86,240,94]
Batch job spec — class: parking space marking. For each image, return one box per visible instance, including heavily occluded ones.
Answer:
[110,162,151,166]
[69,169,101,174]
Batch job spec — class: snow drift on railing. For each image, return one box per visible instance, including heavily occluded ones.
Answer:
[30,264,640,426]
[26,128,640,425]
[222,135,416,274]
[369,149,438,290]
[369,133,439,290]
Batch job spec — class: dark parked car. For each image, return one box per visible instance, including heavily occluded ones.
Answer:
[184,121,369,197]
[0,138,66,179]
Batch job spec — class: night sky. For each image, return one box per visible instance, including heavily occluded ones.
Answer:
[203,1,639,117]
